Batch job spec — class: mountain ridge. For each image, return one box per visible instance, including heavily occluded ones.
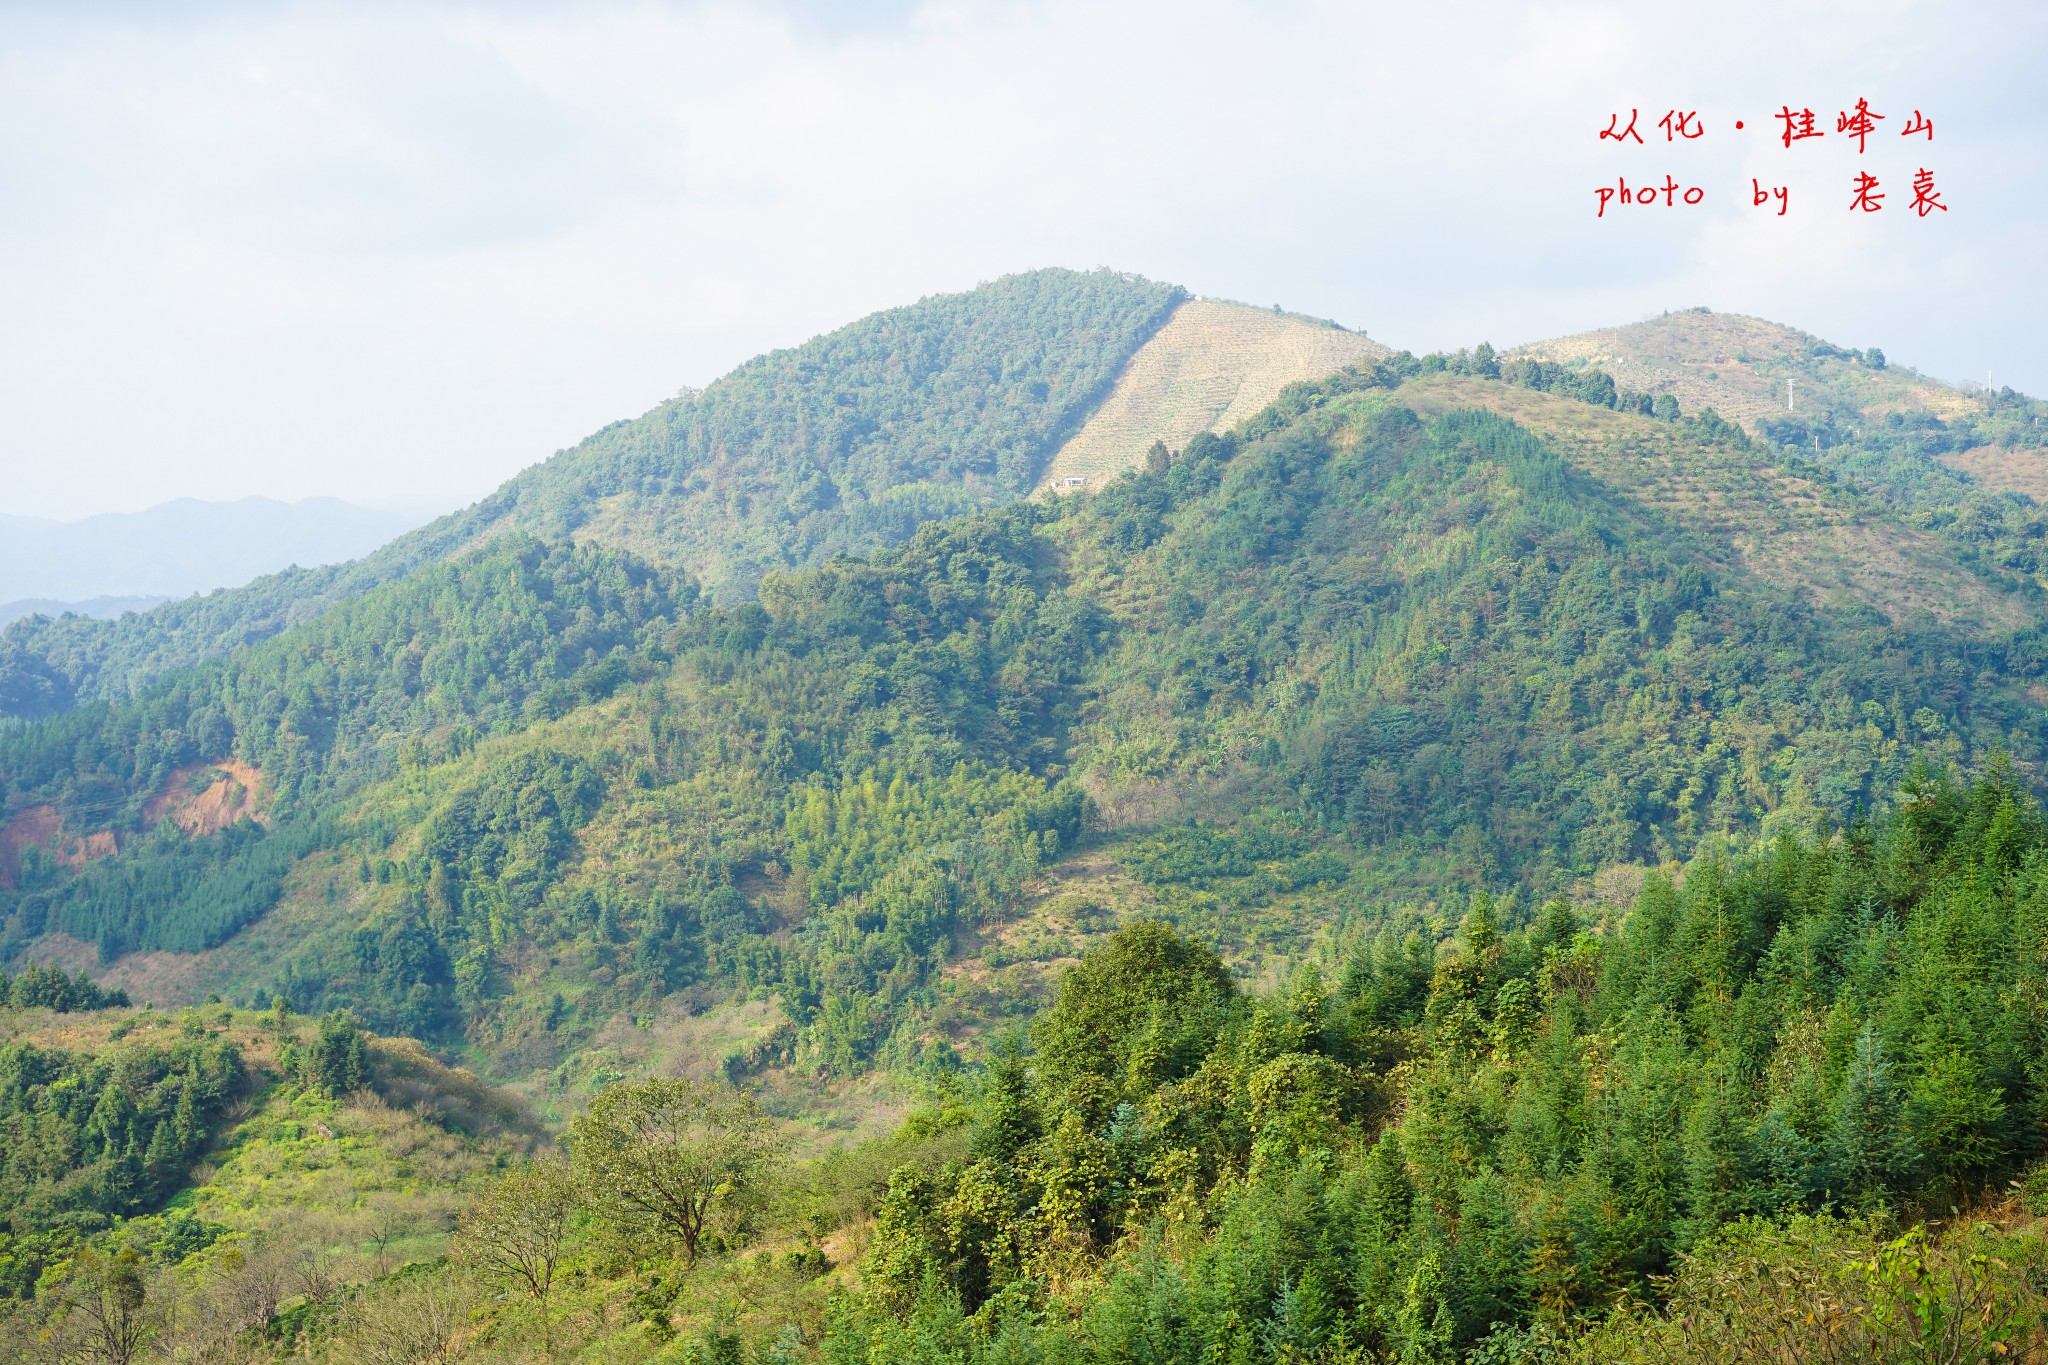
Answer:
[0,496,424,603]
[0,268,1184,720]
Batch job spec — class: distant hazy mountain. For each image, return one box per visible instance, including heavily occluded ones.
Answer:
[0,595,170,628]
[0,497,426,603]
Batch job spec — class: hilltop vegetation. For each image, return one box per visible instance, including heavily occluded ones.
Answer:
[0,269,1181,721]
[1034,298,1386,493]
[1515,310,2048,610]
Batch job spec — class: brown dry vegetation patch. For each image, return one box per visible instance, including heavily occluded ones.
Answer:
[1734,522,2033,630]
[1941,445,2048,502]
[0,805,64,887]
[935,851,1157,1054]
[1393,374,2033,629]
[1511,310,1973,435]
[1034,298,1387,495]
[17,931,100,976]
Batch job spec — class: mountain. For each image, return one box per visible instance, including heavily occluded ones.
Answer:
[1510,308,1960,434]
[0,497,422,603]
[0,268,1184,722]
[1509,310,2048,614]
[1515,306,2048,498]
[6,339,2044,1044]
[0,595,169,627]
[6,283,2048,1360]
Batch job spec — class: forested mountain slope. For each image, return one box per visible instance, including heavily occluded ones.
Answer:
[8,346,2047,1092]
[5,324,2048,1358]
[0,269,1182,722]
[14,711,2048,1362]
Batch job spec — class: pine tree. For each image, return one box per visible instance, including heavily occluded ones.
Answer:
[170,1077,199,1152]
[309,1010,370,1095]
[1398,1248,1455,1364]
[1681,1062,1752,1241]
[972,1033,1040,1163]
[143,1117,177,1174]
[1829,1026,1918,1198]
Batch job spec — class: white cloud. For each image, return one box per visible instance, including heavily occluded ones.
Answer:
[0,0,2039,517]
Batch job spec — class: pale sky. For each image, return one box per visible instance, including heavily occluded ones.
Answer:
[2,0,2041,519]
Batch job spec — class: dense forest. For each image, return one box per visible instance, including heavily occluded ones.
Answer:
[5,772,2047,1360]
[827,764,2048,1362]
[0,1026,243,1299]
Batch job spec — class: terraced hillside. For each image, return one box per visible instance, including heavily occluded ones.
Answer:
[1395,374,2031,629]
[1515,308,2048,525]
[1032,297,1386,493]
[1512,308,1975,434]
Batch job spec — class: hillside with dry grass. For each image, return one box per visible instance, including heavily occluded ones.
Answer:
[1512,308,1978,434]
[1033,297,1387,493]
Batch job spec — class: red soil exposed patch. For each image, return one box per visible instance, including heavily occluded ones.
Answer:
[143,759,264,837]
[0,806,119,888]
[0,806,63,888]
[0,759,265,889]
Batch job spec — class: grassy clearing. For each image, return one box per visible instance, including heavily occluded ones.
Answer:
[1035,299,1386,494]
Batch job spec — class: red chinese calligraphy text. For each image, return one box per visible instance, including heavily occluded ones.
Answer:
[1911,168,1946,216]
[1660,110,1703,140]
[1600,110,1644,144]
[1837,97,1886,153]
[1777,106,1823,147]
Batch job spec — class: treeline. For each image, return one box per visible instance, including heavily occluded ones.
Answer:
[512,266,1184,601]
[0,961,128,1012]
[0,534,689,818]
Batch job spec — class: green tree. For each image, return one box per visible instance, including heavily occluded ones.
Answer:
[304,1010,370,1096]
[454,1154,581,1349]
[571,1077,782,1267]
[1830,1027,1918,1198]
[1033,920,1235,1093]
